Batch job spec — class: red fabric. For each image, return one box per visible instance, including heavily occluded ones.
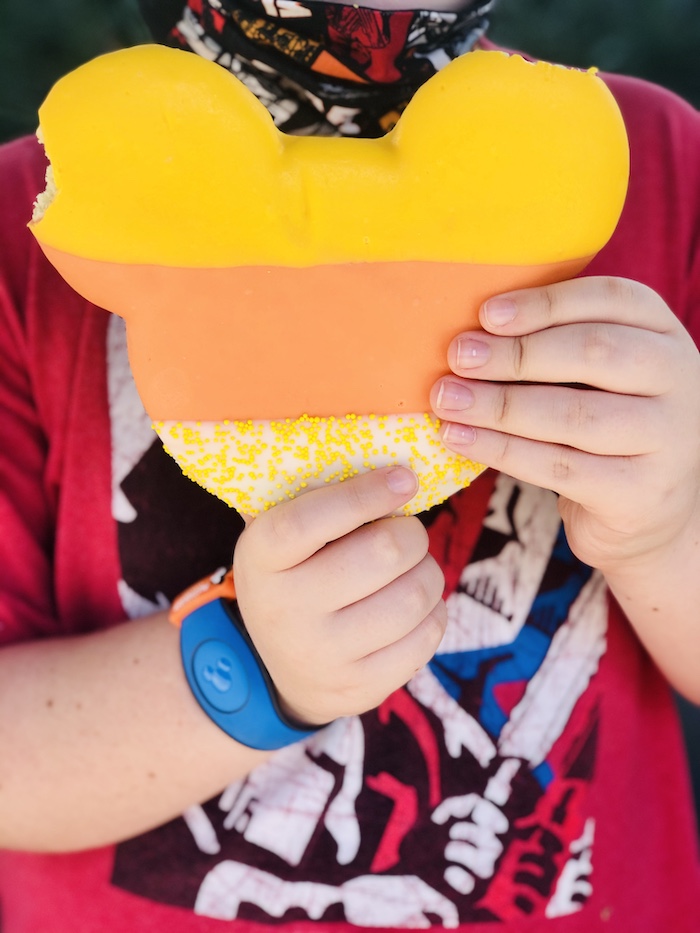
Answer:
[0,67,699,931]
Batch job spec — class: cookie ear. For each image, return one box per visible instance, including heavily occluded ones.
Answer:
[33,45,284,264]
[392,50,629,263]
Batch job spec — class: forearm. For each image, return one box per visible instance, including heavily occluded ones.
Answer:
[0,612,270,853]
[603,506,700,704]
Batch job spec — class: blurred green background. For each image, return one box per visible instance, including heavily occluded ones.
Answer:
[491,0,700,106]
[0,0,149,144]
[1,0,699,828]
[0,0,698,144]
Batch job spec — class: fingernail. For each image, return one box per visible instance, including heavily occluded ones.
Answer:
[436,380,475,411]
[483,297,517,327]
[455,337,490,369]
[443,423,477,447]
[385,466,417,495]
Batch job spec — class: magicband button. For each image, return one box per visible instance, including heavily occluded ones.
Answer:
[192,639,250,713]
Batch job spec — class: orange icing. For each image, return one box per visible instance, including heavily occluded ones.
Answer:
[37,248,588,421]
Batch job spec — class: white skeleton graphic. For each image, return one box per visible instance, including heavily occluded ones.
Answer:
[195,865,460,928]
[108,318,169,617]
[546,818,595,918]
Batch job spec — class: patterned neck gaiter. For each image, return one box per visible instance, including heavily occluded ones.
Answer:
[139,0,494,136]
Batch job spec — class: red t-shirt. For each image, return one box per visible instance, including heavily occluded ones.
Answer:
[0,69,698,931]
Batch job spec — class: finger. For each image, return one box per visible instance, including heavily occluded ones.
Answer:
[446,322,677,396]
[432,379,663,456]
[439,421,642,505]
[241,466,418,571]
[303,515,431,611]
[333,553,446,658]
[355,598,448,699]
[479,276,677,337]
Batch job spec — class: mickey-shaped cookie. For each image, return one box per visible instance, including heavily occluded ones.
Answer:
[31,45,629,515]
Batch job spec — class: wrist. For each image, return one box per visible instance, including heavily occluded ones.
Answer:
[170,568,330,750]
[597,496,700,582]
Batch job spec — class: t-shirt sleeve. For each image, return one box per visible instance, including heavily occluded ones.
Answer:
[602,73,700,343]
[647,83,700,342]
[677,99,700,342]
[0,137,59,643]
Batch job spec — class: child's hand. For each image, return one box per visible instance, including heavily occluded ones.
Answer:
[431,276,700,573]
[232,467,447,727]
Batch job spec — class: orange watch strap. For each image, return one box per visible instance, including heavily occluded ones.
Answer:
[169,567,237,629]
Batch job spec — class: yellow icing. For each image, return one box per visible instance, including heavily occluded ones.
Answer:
[32,45,629,268]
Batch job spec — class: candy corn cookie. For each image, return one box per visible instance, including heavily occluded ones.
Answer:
[30,46,629,515]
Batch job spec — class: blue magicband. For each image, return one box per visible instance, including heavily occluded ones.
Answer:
[179,598,322,751]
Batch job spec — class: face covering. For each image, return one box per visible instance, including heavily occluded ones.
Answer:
[138,0,494,136]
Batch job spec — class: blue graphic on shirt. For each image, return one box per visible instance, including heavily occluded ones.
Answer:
[429,525,593,788]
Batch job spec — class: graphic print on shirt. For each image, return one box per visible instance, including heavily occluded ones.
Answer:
[107,317,243,615]
[107,319,608,925]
